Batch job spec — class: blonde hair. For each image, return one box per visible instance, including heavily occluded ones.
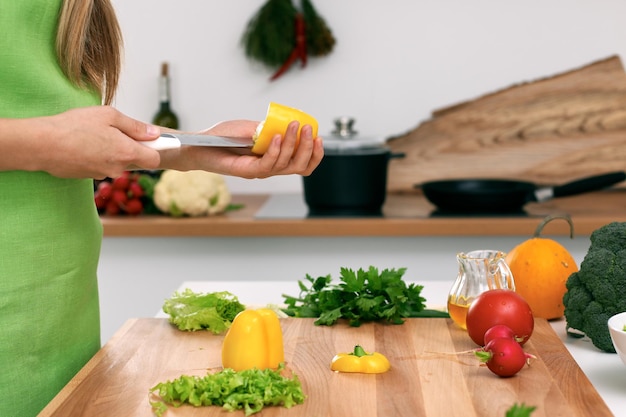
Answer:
[56,0,122,105]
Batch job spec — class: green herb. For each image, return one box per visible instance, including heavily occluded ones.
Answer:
[241,0,297,68]
[506,403,537,417]
[301,0,336,57]
[226,203,245,212]
[150,364,305,416]
[162,289,245,333]
[137,173,161,214]
[282,266,449,326]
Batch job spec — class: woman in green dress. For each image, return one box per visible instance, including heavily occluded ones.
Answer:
[0,1,323,415]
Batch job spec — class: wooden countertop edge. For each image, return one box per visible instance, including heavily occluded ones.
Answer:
[101,216,616,237]
[100,193,626,237]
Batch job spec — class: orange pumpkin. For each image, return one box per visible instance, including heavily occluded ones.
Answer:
[505,214,579,319]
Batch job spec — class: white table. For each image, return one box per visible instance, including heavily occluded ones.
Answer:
[163,280,625,416]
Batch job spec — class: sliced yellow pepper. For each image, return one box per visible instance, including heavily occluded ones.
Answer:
[330,345,391,374]
[221,308,285,371]
[251,102,319,155]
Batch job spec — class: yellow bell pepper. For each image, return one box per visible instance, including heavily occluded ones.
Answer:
[251,102,319,155]
[330,345,391,374]
[221,308,285,371]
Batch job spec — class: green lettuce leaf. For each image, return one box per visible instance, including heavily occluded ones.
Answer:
[150,364,305,416]
[162,289,245,333]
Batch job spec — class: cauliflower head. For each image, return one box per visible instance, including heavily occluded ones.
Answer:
[153,170,232,217]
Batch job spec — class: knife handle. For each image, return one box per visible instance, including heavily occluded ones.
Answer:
[140,135,182,150]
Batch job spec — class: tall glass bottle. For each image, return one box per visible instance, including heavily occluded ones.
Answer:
[152,62,179,129]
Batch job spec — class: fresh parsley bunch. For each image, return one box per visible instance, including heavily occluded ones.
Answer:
[282,266,448,326]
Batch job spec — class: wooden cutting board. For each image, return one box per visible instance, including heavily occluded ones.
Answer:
[39,318,611,417]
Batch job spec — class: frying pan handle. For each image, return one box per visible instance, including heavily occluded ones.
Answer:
[550,171,626,198]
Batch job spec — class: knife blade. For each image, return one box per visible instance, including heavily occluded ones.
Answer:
[141,133,253,150]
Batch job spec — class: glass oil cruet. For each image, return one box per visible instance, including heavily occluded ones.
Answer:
[447,249,515,329]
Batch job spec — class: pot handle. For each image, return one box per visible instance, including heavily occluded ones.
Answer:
[389,152,406,160]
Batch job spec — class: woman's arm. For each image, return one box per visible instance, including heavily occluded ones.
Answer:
[0,106,323,180]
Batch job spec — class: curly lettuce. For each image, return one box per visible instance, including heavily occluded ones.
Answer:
[162,289,245,333]
[150,364,305,416]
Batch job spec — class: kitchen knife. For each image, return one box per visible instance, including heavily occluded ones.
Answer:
[141,133,253,151]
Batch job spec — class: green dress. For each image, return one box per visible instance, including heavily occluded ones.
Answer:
[0,1,103,415]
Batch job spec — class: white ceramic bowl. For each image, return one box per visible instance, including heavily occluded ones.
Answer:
[608,312,626,365]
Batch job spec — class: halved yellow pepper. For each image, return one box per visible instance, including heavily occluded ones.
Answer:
[251,102,319,155]
[330,345,391,374]
[221,308,285,371]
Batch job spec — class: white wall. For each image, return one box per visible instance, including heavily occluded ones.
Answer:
[98,1,619,343]
[110,0,626,194]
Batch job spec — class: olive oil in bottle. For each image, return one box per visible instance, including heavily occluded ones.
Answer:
[152,62,179,129]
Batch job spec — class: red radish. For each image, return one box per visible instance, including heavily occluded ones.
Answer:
[94,194,108,210]
[124,198,143,215]
[483,324,524,346]
[97,181,113,199]
[112,175,130,191]
[94,174,150,216]
[105,200,121,216]
[475,337,535,377]
[128,182,144,198]
[111,190,128,205]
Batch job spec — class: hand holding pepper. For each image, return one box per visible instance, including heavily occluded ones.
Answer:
[330,345,391,374]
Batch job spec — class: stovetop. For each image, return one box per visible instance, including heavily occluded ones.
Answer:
[253,194,532,219]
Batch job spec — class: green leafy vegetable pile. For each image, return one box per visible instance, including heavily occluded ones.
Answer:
[282,266,449,326]
[162,289,245,333]
[150,364,305,416]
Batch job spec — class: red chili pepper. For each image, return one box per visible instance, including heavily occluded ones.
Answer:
[270,13,307,81]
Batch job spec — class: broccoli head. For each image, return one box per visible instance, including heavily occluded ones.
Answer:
[563,221,626,353]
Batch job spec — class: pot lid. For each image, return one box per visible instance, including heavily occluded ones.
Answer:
[323,117,386,152]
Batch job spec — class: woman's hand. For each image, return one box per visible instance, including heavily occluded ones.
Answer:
[44,106,162,178]
[0,106,161,179]
[158,119,324,178]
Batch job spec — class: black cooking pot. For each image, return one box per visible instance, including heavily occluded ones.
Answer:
[303,117,404,217]
[417,171,626,213]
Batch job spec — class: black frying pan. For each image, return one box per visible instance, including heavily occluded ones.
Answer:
[417,171,626,213]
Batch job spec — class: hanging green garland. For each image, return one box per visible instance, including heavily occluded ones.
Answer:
[301,0,335,57]
[241,0,297,68]
[241,0,336,81]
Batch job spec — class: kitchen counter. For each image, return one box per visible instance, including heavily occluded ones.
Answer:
[101,190,626,237]
[41,279,625,416]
